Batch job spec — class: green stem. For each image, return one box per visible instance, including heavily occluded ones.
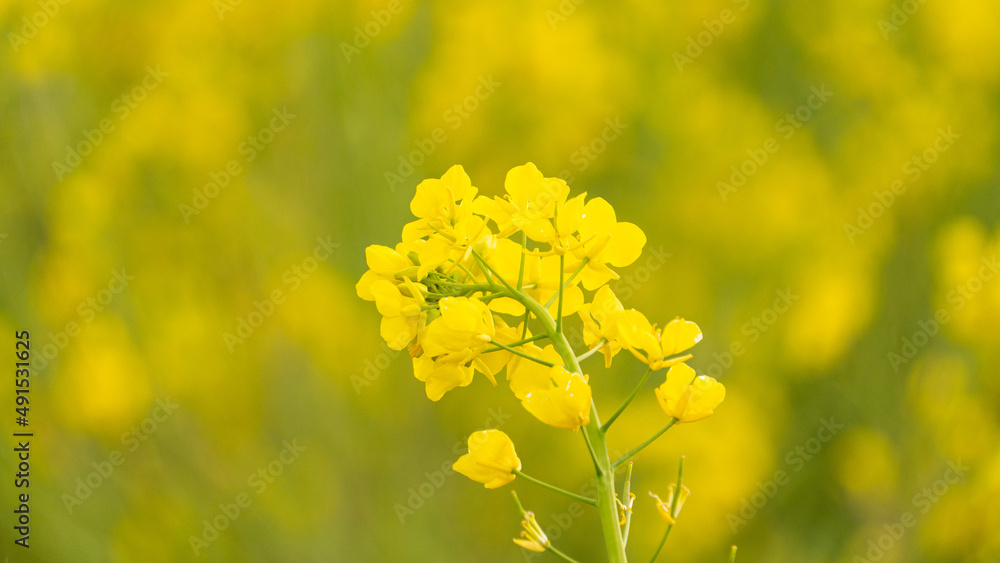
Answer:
[517,232,527,290]
[476,291,510,304]
[581,424,601,472]
[649,521,672,562]
[513,470,597,506]
[576,339,607,363]
[543,257,589,309]
[601,367,654,432]
[511,489,528,513]
[434,282,500,293]
[485,340,555,368]
[649,458,684,563]
[556,253,565,333]
[512,287,627,562]
[454,261,477,283]
[481,333,548,353]
[548,543,583,563]
[471,249,518,294]
[613,418,678,469]
[729,546,738,563]
[621,461,635,548]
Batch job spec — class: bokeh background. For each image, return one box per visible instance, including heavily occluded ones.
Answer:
[2,0,999,561]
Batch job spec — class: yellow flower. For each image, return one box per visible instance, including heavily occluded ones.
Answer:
[452,429,521,489]
[412,353,475,401]
[578,285,624,367]
[521,365,592,430]
[474,162,570,242]
[356,269,388,302]
[573,197,647,289]
[649,485,690,525]
[409,164,477,223]
[367,278,427,350]
[356,244,415,301]
[473,318,519,384]
[507,344,563,399]
[616,312,702,370]
[654,363,725,423]
[421,297,495,358]
[513,511,549,553]
[408,213,494,271]
[401,165,495,278]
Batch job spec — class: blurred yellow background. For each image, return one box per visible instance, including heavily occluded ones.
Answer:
[1,0,999,561]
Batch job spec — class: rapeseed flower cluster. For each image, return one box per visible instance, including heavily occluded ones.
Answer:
[358,163,727,561]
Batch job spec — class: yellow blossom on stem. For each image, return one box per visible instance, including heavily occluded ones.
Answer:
[413,214,494,273]
[412,354,475,401]
[367,278,427,350]
[412,297,519,400]
[616,312,702,370]
[507,344,562,399]
[452,429,521,489]
[364,244,413,276]
[521,365,592,430]
[409,164,477,223]
[421,296,495,357]
[649,485,690,525]
[475,318,519,379]
[401,165,496,279]
[655,363,725,423]
[578,285,625,367]
[573,197,647,289]
[473,162,570,242]
[513,511,550,553]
